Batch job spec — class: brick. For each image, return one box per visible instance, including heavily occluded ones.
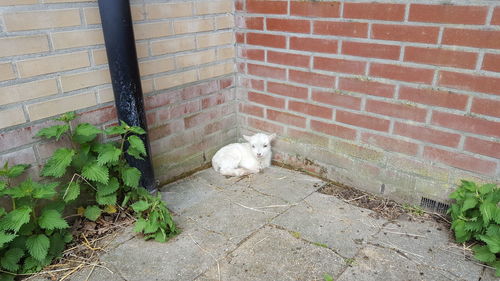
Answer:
[290,1,340,18]
[151,36,195,55]
[344,3,405,21]
[236,32,245,44]
[438,71,500,96]
[241,48,265,61]
[145,92,181,110]
[220,77,234,89]
[342,41,400,60]
[248,92,285,109]
[249,79,265,91]
[0,148,36,167]
[0,63,15,82]
[0,79,58,106]
[464,137,500,159]
[196,0,232,15]
[218,46,235,60]
[179,80,219,100]
[74,105,117,125]
[92,44,147,65]
[289,70,335,88]
[267,109,306,128]
[287,128,329,146]
[482,53,500,72]
[267,18,310,33]
[84,6,143,25]
[4,9,81,31]
[247,63,286,80]
[247,0,287,14]
[139,57,175,76]
[150,121,185,141]
[240,104,264,117]
[394,122,460,147]
[247,33,286,48]
[199,62,233,80]
[27,92,97,121]
[97,88,114,104]
[409,4,488,25]
[432,111,500,138]
[147,2,192,19]
[314,21,367,38]
[336,110,390,132]
[51,29,104,50]
[240,16,264,30]
[311,90,361,110]
[61,69,110,92]
[16,51,90,78]
[492,7,500,25]
[216,15,234,29]
[338,77,395,98]
[141,79,154,94]
[399,86,468,110]
[134,22,173,40]
[176,50,215,69]
[0,107,25,129]
[235,0,244,11]
[267,82,308,99]
[197,31,233,48]
[154,70,198,90]
[404,47,477,69]
[163,100,202,120]
[442,28,500,49]
[174,18,213,34]
[310,120,356,140]
[361,132,419,156]
[0,35,49,58]
[248,117,284,134]
[314,56,366,75]
[0,0,37,5]
[471,97,500,118]
[290,37,337,53]
[370,63,434,84]
[267,51,309,68]
[423,147,496,176]
[289,101,332,119]
[372,24,439,44]
[366,100,427,122]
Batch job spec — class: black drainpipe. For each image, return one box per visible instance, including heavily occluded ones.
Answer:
[98,0,156,192]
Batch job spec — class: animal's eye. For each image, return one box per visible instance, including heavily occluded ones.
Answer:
[252,145,255,148]
[264,145,268,148]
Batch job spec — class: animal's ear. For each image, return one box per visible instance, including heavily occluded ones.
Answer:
[243,135,252,142]
[268,133,277,141]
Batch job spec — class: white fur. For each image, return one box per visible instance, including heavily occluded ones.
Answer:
[212,133,276,177]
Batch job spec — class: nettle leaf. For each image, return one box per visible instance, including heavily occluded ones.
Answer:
[133,218,147,233]
[97,146,122,166]
[461,197,478,212]
[494,208,500,224]
[480,202,496,225]
[84,206,102,221]
[7,164,30,178]
[82,162,109,184]
[1,247,24,272]
[0,207,32,232]
[41,148,75,178]
[461,180,478,192]
[96,193,117,206]
[22,256,41,273]
[26,234,50,262]
[129,126,145,135]
[131,201,150,212]
[489,260,500,277]
[128,135,146,156]
[0,181,6,192]
[472,245,496,263]
[104,125,126,136]
[38,210,69,231]
[35,124,69,141]
[48,233,66,258]
[122,166,141,188]
[478,234,500,254]
[97,177,119,196]
[5,179,34,199]
[63,181,80,203]
[464,220,483,233]
[479,183,497,195]
[33,182,58,199]
[55,112,76,122]
[73,123,101,144]
[0,231,17,248]
[451,219,471,243]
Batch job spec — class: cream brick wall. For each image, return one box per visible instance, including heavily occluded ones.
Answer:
[0,0,235,132]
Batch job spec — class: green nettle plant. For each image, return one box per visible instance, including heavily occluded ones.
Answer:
[448,180,500,276]
[0,162,72,280]
[0,112,177,280]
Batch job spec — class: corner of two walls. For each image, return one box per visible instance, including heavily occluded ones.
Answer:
[235,0,500,204]
[0,0,238,186]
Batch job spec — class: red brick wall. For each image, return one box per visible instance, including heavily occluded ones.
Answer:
[236,0,500,203]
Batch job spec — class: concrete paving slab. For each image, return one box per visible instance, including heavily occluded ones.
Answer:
[160,175,218,214]
[369,218,484,281]
[481,268,499,281]
[272,192,387,258]
[197,225,345,281]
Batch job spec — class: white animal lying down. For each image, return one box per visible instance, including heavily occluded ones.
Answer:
[212,133,276,177]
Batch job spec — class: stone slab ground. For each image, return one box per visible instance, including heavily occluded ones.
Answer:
[33,166,496,281]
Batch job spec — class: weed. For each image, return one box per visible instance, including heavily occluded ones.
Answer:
[291,231,301,239]
[344,258,356,266]
[313,242,328,248]
[402,204,425,216]
[323,273,334,281]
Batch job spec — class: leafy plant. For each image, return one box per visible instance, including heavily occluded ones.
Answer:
[37,112,178,242]
[0,163,72,280]
[448,180,500,276]
[323,273,334,281]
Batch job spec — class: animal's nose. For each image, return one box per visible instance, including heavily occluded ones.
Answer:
[257,153,262,156]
